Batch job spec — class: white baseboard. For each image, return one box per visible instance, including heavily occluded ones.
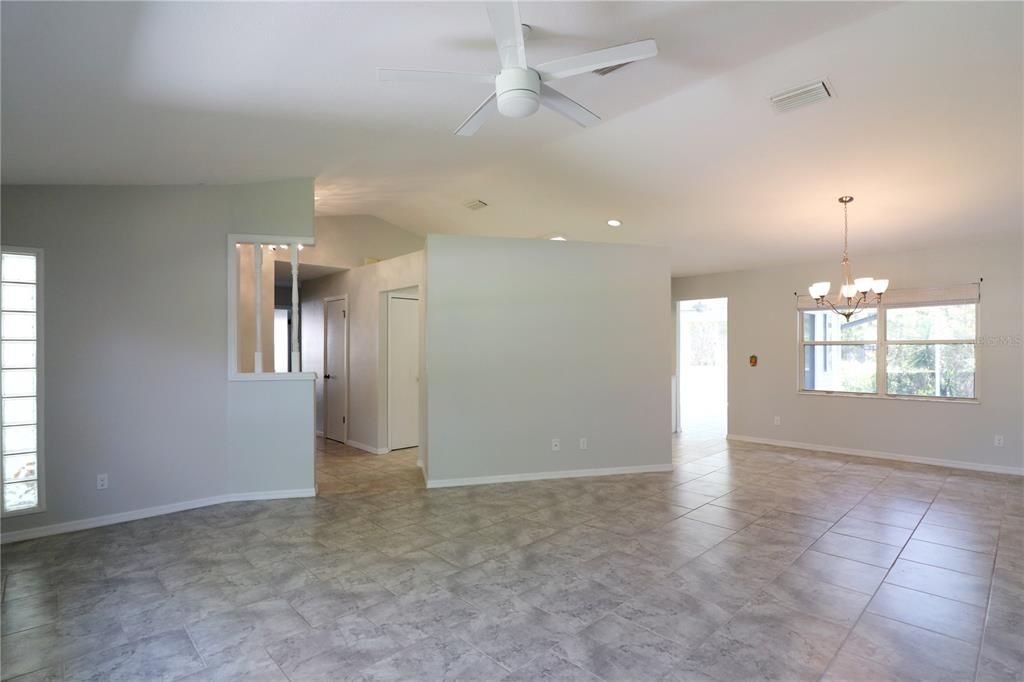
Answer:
[426,463,675,489]
[726,434,1023,477]
[345,440,389,455]
[0,488,315,545]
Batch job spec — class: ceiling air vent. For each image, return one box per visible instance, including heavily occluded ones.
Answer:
[770,81,831,113]
[463,199,488,211]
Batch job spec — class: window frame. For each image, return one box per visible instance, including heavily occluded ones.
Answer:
[798,298,980,404]
[1,246,46,516]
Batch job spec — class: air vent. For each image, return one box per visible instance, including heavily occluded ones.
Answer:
[770,81,832,113]
[463,199,488,211]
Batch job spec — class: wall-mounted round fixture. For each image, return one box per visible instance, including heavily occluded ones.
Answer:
[549,235,567,241]
[607,219,622,227]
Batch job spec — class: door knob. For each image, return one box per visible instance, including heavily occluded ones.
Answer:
[324,374,332,379]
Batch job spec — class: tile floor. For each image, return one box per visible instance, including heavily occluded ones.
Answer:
[1,431,1021,681]
[315,439,424,495]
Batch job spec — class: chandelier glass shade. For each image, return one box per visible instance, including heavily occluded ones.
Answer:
[808,196,889,321]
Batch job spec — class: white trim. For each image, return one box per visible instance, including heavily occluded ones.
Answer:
[426,463,675,489]
[0,488,315,544]
[345,439,389,455]
[726,434,1022,476]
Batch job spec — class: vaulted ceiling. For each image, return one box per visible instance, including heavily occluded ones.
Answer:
[2,2,1021,274]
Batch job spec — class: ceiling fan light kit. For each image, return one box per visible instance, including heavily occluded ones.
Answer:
[495,68,541,118]
[808,196,890,321]
[377,1,658,136]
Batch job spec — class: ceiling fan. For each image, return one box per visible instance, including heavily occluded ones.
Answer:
[377,1,658,136]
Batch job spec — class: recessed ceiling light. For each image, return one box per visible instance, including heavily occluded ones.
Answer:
[549,235,567,241]
[607,219,622,227]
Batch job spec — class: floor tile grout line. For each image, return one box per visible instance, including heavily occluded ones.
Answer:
[972,504,1008,681]
[809,468,910,679]
[818,473,999,681]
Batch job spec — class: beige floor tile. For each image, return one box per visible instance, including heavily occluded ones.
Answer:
[832,516,914,547]
[868,583,986,643]
[885,559,991,607]
[900,538,994,577]
[842,613,979,682]
[811,532,902,568]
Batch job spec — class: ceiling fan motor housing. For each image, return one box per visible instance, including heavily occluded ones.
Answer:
[496,68,541,118]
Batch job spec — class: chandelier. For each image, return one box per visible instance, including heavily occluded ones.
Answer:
[808,196,889,321]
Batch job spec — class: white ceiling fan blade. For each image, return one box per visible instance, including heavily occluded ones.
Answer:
[486,2,527,69]
[539,84,600,127]
[535,39,658,81]
[454,93,497,136]
[377,68,494,85]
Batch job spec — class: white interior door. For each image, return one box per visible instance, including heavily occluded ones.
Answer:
[387,295,419,450]
[324,297,347,442]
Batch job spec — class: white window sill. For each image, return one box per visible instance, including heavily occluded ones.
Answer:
[229,372,317,382]
[1,503,46,518]
[798,390,979,405]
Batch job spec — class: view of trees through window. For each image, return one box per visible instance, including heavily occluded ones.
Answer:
[801,302,976,399]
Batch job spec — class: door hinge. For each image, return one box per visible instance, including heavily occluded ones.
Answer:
[343,310,347,318]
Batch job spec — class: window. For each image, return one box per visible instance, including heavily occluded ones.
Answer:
[802,308,878,394]
[886,304,976,398]
[799,287,979,401]
[1,248,43,513]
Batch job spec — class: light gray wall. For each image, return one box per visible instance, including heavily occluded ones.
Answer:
[424,235,673,484]
[1,181,315,535]
[284,215,424,270]
[301,251,424,448]
[672,236,1023,472]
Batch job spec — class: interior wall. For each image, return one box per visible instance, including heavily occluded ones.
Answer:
[0,180,316,538]
[281,214,424,270]
[301,250,424,451]
[672,236,1024,473]
[424,235,673,485]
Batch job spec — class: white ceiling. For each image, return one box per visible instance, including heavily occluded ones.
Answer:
[2,2,1021,275]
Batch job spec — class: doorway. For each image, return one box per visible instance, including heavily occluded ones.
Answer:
[324,296,348,442]
[677,298,727,438]
[387,289,420,450]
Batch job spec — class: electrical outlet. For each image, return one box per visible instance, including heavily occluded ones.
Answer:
[551,438,560,452]
[773,416,781,426]
[579,437,588,450]
[96,473,108,490]
[994,435,1005,447]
